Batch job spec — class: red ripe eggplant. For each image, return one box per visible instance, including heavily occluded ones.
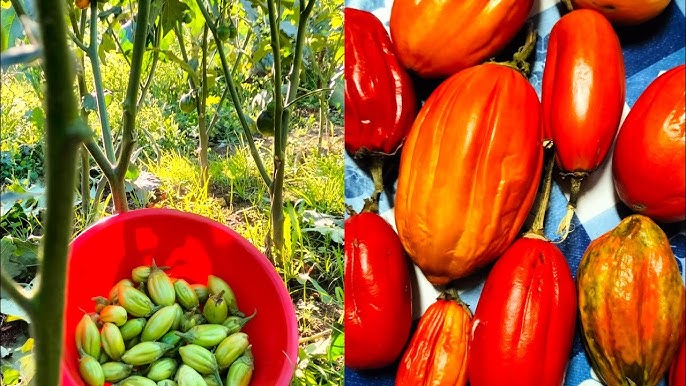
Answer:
[541,9,626,239]
[344,211,413,369]
[469,236,577,386]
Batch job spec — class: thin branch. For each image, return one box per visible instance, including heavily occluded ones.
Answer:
[282,0,316,146]
[137,19,162,108]
[206,30,253,136]
[284,88,333,110]
[84,139,115,180]
[298,329,331,344]
[106,20,132,67]
[266,0,283,153]
[195,0,272,188]
[114,0,152,186]
[66,30,89,52]
[0,271,33,317]
[88,1,115,162]
[173,21,197,91]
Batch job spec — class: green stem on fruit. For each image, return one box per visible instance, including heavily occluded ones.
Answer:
[495,23,537,78]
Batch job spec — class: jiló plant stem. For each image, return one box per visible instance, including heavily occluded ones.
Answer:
[266,0,317,263]
[111,0,152,213]
[89,0,115,162]
[198,25,210,184]
[0,0,92,384]
[194,0,272,188]
[138,19,162,109]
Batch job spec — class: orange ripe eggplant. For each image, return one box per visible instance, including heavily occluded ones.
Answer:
[396,293,471,386]
[389,0,534,79]
[394,63,543,285]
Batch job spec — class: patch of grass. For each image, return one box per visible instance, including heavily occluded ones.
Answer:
[144,152,227,224]
[209,147,271,205]
[288,151,344,216]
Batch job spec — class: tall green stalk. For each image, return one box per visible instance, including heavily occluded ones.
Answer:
[266,0,316,263]
[0,1,89,386]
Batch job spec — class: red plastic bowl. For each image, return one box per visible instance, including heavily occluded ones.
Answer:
[60,208,298,385]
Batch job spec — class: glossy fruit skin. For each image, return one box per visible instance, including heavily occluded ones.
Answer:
[179,93,196,113]
[344,212,412,370]
[612,64,685,223]
[469,236,577,386]
[344,7,416,157]
[577,214,686,386]
[670,333,686,386]
[256,108,275,136]
[75,0,90,9]
[389,0,534,78]
[395,63,543,285]
[396,296,471,386]
[542,9,625,175]
[572,0,671,26]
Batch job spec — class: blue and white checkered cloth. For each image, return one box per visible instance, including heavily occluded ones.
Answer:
[344,0,686,384]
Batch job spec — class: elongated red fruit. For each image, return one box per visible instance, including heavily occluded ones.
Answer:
[671,332,685,386]
[344,7,416,158]
[612,64,685,223]
[344,212,412,369]
[397,294,471,386]
[541,9,626,238]
[469,236,577,386]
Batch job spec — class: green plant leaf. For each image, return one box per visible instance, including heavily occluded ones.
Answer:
[327,322,343,362]
[1,367,20,385]
[125,163,140,181]
[160,0,190,38]
[98,32,116,64]
[0,236,39,283]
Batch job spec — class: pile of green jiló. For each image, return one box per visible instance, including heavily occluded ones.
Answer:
[74,262,256,386]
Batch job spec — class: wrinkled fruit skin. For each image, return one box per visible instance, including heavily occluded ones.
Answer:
[572,0,671,25]
[389,0,533,78]
[671,333,686,386]
[396,297,471,386]
[612,64,685,223]
[577,214,686,386]
[542,9,625,175]
[469,237,577,386]
[344,212,412,370]
[395,63,543,285]
[344,7,416,157]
